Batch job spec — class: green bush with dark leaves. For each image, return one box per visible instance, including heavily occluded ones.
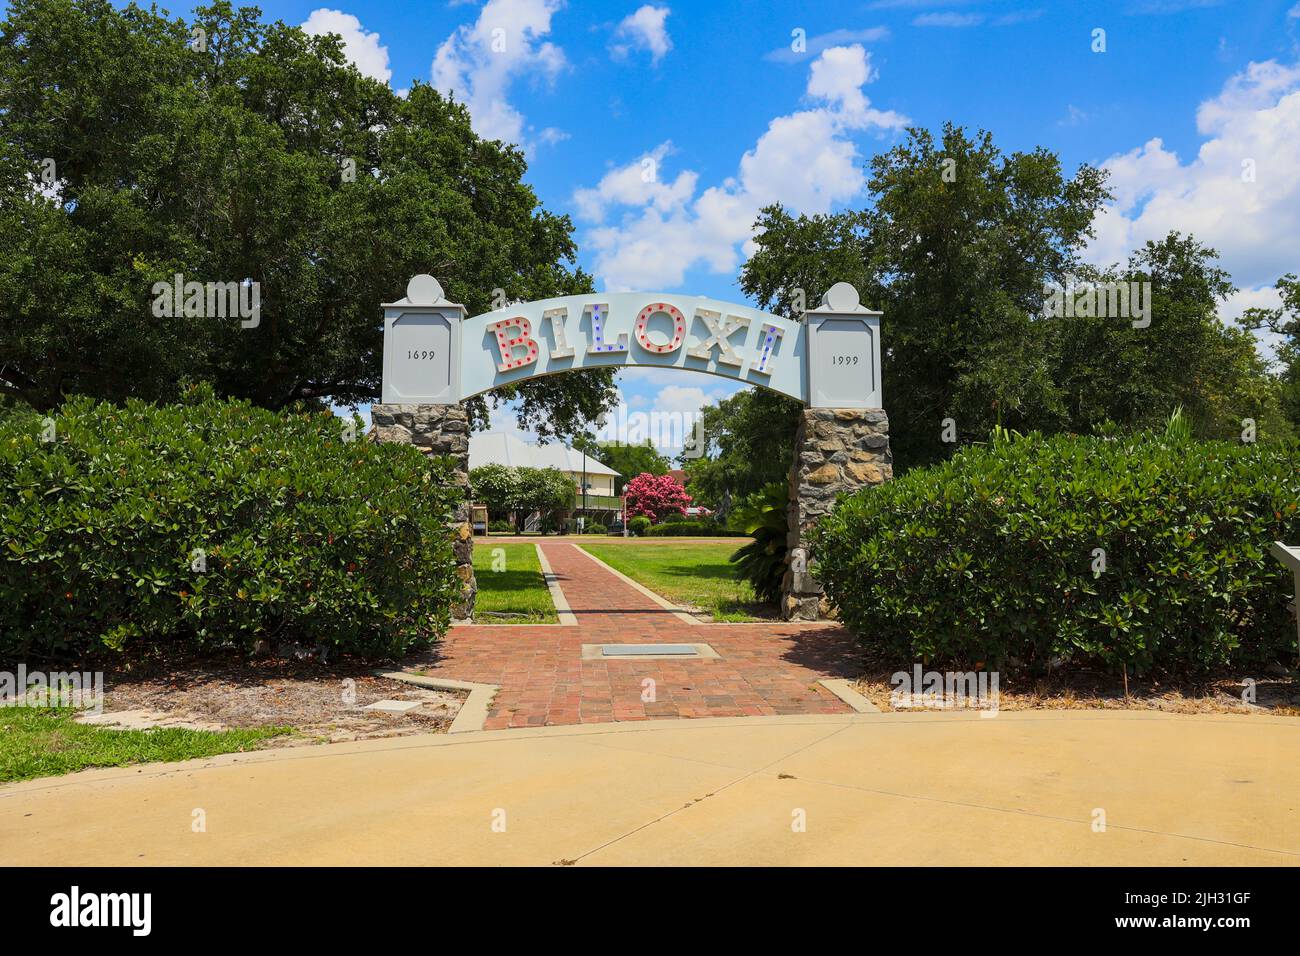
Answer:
[0,390,461,661]
[814,433,1300,676]
[644,520,744,537]
[628,515,652,535]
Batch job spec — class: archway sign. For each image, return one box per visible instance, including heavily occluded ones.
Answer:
[372,275,893,623]
[380,275,881,409]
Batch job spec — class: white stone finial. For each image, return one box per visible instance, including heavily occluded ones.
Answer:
[406,274,444,305]
[820,282,860,312]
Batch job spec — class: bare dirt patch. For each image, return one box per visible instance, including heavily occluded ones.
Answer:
[853,666,1300,716]
[98,657,465,744]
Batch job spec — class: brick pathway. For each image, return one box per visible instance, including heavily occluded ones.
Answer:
[412,541,861,730]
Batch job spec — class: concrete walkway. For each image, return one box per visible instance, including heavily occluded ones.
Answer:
[3,711,1297,865]
[429,541,857,729]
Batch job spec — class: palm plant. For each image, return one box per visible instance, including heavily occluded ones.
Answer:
[728,482,789,604]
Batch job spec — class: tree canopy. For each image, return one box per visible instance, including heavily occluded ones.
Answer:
[681,387,801,512]
[468,463,572,530]
[579,439,670,495]
[0,0,616,439]
[1047,234,1290,442]
[740,122,1290,471]
[1241,273,1300,432]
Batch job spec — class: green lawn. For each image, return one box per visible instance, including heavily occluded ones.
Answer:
[579,540,767,622]
[0,706,290,783]
[473,542,558,623]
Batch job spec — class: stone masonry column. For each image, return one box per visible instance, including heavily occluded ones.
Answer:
[781,407,892,621]
[371,402,476,621]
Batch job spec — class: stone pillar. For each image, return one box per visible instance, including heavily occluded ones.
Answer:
[781,407,892,621]
[371,402,476,621]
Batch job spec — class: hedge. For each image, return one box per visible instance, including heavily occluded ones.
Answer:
[643,520,746,537]
[0,390,462,661]
[813,433,1300,676]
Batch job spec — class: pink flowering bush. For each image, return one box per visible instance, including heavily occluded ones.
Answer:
[624,472,691,523]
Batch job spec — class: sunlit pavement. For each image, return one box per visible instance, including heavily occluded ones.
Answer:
[438,541,858,728]
[3,710,1297,866]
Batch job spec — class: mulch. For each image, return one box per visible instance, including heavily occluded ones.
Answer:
[89,655,465,744]
[853,664,1300,716]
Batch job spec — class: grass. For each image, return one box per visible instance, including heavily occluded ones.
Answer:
[578,540,767,622]
[0,706,291,783]
[473,541,558,623]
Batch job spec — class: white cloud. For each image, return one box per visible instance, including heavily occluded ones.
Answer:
[595,383,727,451]
[1086,58,1300,292]
[487,401,541,444]
[432,0,567,147]
[573,44,908,291]
[301,9,392,83]
[1059,103,1088,127]
[994,9,1044,26]
[867,0,977,7]
[806,43,886,121]
[1128,0,1222,13]
[1194,60,1300,133]
[765,27,890,63]
[655,384,713,415]
[610,5,672,64]
[913,12,983,27]
[573,142,698,222]
[1220,284,1284,324]
[1220,284,1288,360]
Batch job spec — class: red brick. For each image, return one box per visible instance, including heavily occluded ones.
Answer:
[411,541,857,730]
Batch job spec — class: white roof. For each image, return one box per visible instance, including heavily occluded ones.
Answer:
[469,432,620,477]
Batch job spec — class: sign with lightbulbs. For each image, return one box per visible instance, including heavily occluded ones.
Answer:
[381,276,882,409]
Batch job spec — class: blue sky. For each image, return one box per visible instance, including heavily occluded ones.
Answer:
[98,1,1300,442]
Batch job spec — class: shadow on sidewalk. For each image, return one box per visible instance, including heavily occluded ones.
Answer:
[777,625,862,679]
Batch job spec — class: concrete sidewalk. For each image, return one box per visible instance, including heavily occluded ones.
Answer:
[3,710,1297,866]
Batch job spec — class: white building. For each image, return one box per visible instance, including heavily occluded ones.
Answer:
[469,432,622,530]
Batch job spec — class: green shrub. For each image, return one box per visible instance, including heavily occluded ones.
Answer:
[628,515,652,535]
[727,482,789,603]
[662,512,687,523]
[814,433,1300,676]
[488,519,514,533]
[643,520,746,537]
[0,390,462,661]
[584,521,607,534]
